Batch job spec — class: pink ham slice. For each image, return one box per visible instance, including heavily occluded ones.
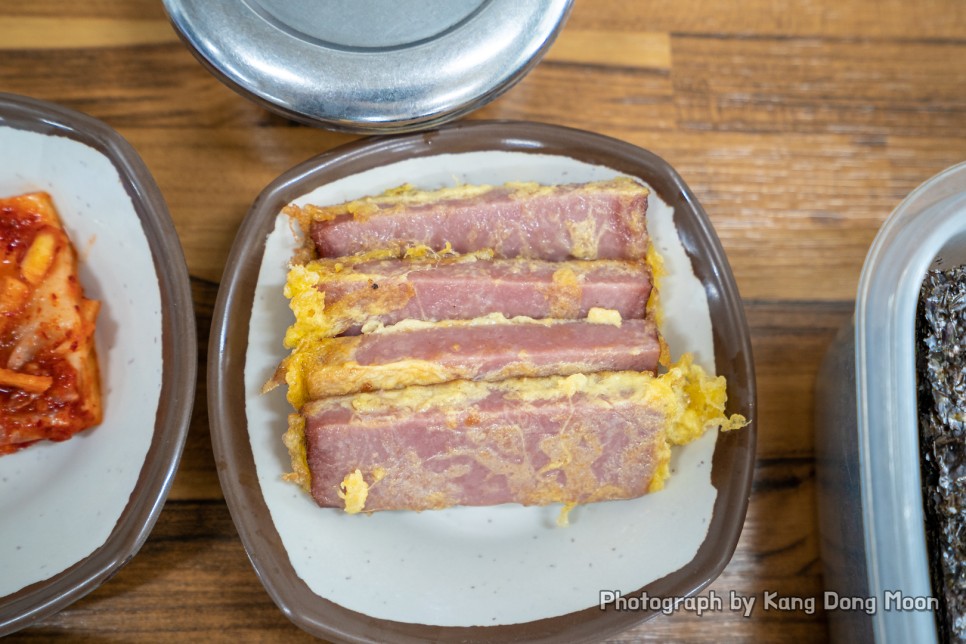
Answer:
[304,177,649,260]
[317,257,651,336]
[297,318,661,398]
[301,372,668,511]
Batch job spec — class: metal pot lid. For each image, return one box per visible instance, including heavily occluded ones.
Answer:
[163,0,573,133]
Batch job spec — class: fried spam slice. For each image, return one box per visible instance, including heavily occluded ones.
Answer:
[294,177,649,261]
[287,357,745,513]
[0,192,101,454]
[275,314,662,402]
[284,249,653,342]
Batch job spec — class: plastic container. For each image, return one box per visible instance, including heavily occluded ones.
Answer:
[816,162,966,643]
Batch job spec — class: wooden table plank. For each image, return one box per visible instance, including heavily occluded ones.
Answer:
[25,0,963,40]
[566,0,966,40]
[0,17,176,50]
[0,1,168,20]
[0,44,253,127]
[670,36,966,138]
[2,29,961,138]
[167,277,221,502]
[545,30,672,71]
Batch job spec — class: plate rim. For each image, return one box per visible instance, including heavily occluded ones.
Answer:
[0,92,197,636]
[208,119,757,643]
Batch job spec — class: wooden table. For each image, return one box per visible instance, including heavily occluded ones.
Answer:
[3,1,965,641]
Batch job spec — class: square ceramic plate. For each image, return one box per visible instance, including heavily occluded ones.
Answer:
[0,93,196,635]
[209,121,756,642]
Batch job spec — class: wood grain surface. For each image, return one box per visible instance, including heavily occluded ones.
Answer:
[3,1,965,641]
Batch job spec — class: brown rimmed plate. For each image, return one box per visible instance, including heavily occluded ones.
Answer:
[0,93,196,635]
[209,120,756,642]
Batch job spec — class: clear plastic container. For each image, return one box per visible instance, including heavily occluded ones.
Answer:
[817,162,966,643]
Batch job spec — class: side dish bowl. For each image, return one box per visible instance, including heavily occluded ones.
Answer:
[816,162,966,644]
[0,93,196,635]
[209,121,756,642]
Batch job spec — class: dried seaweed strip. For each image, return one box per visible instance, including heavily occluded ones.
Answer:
[918,264,966,642]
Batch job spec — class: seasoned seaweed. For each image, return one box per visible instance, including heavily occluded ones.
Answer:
[918,264,966,642]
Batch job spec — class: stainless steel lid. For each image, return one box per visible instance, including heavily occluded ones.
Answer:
[163,0,573,133]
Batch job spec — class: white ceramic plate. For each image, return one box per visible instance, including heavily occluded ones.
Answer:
[248,152,717,626]
[209,121,755,643]
[0,93,195,635]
